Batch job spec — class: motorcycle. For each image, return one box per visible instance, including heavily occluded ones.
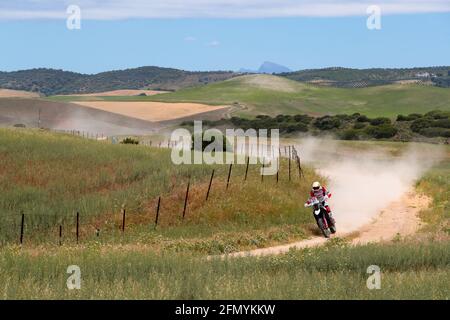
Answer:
[305,196,336,238]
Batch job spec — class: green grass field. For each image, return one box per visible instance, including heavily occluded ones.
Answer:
[0,241,448,299]
[49,75,450,119]
[0,129,448,299]
[0,128,321,252]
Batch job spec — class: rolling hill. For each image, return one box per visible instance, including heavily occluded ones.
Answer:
[0,98,160,135]
[139,74,450,118]
[281,66,450,88]
[0,67,238,96]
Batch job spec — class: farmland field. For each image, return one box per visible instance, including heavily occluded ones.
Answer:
[139,74,450,118]
[71,101,229,122]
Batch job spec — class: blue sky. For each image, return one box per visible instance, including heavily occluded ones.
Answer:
[0,1,449,73]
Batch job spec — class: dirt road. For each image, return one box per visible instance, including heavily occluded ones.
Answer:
[221,189,430,258]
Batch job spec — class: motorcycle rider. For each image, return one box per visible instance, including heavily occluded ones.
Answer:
[304,181,334,223]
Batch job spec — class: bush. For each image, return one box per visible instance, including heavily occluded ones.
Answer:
[314,116,342,130]
[293,114,313,124]
[192,130,231,152]
[341,129,360,140]
[431,119,450,129]
[13,124,26,128]
[411,118,433,133]
[335,114,352,121]
[397,114,422,121]
[424,110,450,120]
[120,137,139,145]
[285,123,309,133]
[356,115,370,122]
[419,127,450,138]
[370,117,391,126]
[364,125,398,139]
[353,122,366,130]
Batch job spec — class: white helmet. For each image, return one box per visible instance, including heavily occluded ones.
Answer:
[312,181,321,190]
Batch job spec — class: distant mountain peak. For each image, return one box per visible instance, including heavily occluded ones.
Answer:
[239,61,291,75]
[258,61,291,74]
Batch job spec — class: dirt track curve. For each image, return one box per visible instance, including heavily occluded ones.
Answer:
[220,189,430,258]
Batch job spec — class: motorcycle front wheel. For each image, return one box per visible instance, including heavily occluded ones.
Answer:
[317,218,331,238]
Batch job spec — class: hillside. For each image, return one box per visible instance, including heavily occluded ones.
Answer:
[281,66,450,88]
[144,74,450,118]
[0,67,238,96]
[0,98,160,135]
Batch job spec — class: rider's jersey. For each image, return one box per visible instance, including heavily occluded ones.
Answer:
[309,186,330,203]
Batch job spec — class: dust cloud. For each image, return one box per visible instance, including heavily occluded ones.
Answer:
[294,137,444,232]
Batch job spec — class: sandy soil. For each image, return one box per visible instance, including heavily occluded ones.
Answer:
[0,89,40,98]
[220,190,430,258]
[352,190,430,245]
[73,101,229,121]
[65,89,168,97]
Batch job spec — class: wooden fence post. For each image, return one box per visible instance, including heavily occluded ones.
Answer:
[261,158,264,182]
[288,146,291,181]
[206,169,215,201]
[59,225,62,246]
[226,164,232,189]
[122,209,126,233]
[154,196,161,229]
[182,178,190,219]
[244,156,249,181]
[76,212,79,244]
[297,156,304,178]
[19,213,25,245]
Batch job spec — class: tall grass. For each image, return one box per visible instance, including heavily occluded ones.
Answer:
[416,152,450,235]
[0,241,448,299]
[0,128,321,250]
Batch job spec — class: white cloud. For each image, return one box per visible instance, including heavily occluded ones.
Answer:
[0,1,449,20]
[184,36,197,42]
[206,40,221,47]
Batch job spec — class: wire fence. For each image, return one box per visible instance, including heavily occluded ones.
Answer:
[1,130,306,246]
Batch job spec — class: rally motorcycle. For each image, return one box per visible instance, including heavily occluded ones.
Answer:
[305,197,336,238]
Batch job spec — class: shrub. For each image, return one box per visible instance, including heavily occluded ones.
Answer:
[13,124,26,128]
[397,114,422,121]
[314,116,342,130]
[192,130,231,151]
[410,118,433,133]
[431,119,450,129]
[340,129,359,140]
[364,125,398,139]
[293,114,313,124]
[353,122,366,130]
[335,114,352,121]
[407,113,423,120]
[276,114,287,123]
[120,137,139,145]
[419,128,450,138]
[424,110,450,120]
[370,117,391,126]
[356,115,370,122]
[285,123,309,133]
